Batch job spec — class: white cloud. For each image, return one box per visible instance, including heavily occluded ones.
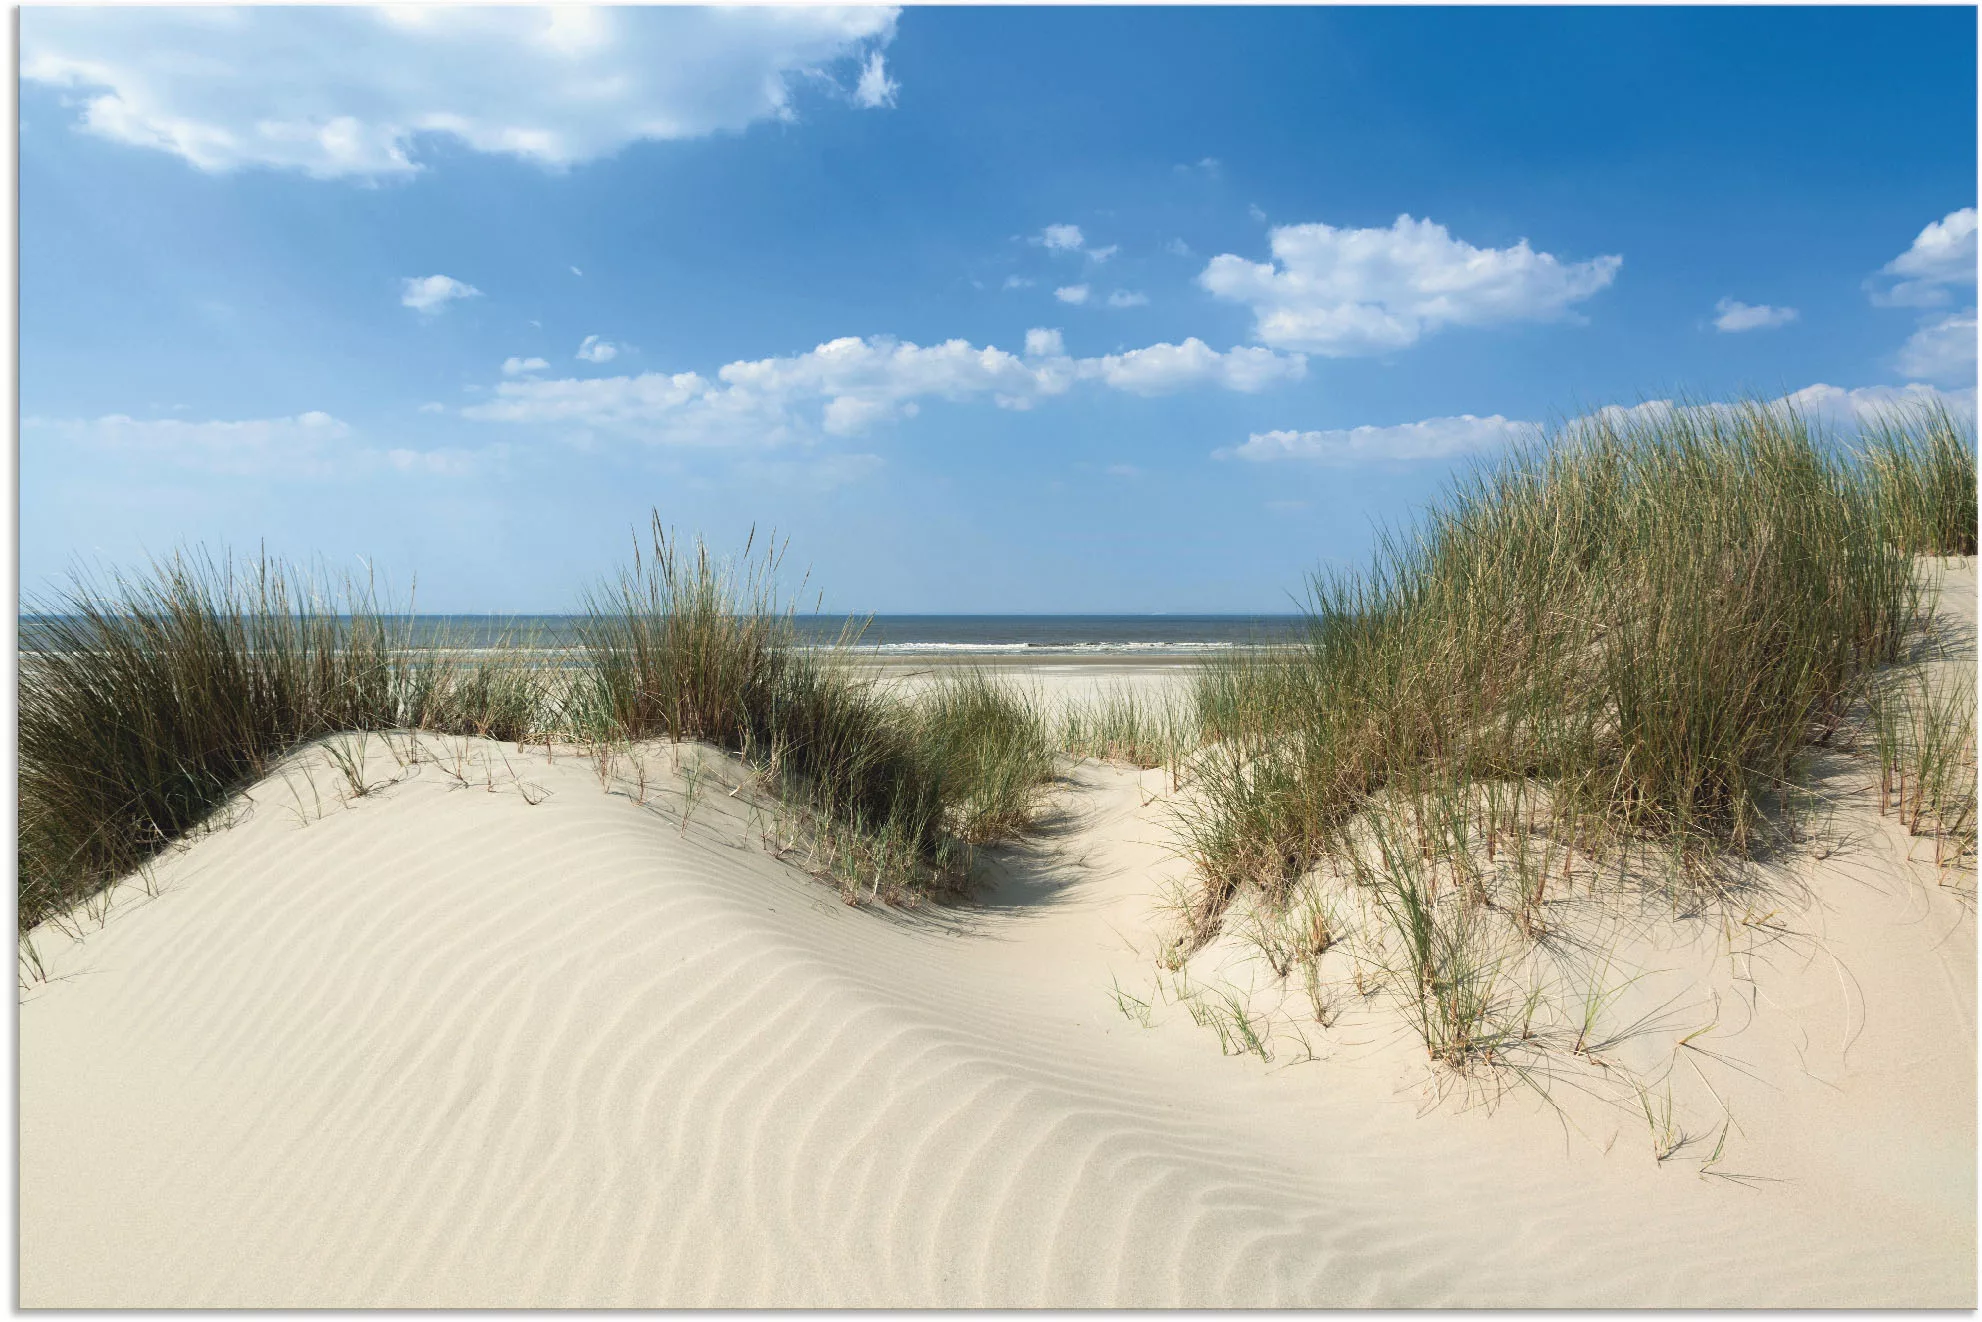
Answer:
[1895,311,1977,386]
[853,50,898,109]
[502,356,550,376]
[1864,210,1977,382]
[1200,214,1622,356]
[463,332,1305,445]
[1040,224,1084,252]
[1872,208,1977,307]
[1076,339,1305,396]
[20,6,899,179]
[570,265,583,277]
[1054,284,1090,305]
[1713,298,1797,332]
[1003,275,1035,290]
[401,274,480,314]
[1165,238,1193,257]
[1106,290,1150,309]
[1105,463,1141,478]
[23,409,492,478]
[576,335,620,364]
[1225,414,1540,464]
[1227,382,1976,465]
[1036,223,1115,264]
[1777,381,1976,426]
[417,402,447,414]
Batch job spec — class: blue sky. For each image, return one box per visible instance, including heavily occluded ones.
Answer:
[19,5,1978,613]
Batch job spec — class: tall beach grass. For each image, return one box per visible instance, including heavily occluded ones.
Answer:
[1176,398,1976,1061]
[569,517,1059,890]
[19,515,1068,930]
[18,553,557,931]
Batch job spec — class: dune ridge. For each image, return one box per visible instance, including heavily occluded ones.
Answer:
[20,609,1977,1306]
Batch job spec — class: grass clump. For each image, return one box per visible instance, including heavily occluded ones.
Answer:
[572,515,1062,896]
[572,517,956,891]
[18,552,554,932]
[1863,402,1978,556]
[1866,667,1978,869]
[1060,682,1198,770]
[915,669,1057,844]
[1178,398,1974,1065]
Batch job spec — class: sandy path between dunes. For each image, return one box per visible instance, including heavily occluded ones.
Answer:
[19,570,1977,1307]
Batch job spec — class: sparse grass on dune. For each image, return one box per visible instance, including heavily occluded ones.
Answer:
[914,668,1058,844]
[1176,398,1976,1068]
[569,515,1032,894]
[1865,660,1978,869]
[1060,682,1199,771]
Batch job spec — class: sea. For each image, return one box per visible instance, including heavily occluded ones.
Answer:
[21,613,1309,661]
[395,613,1308,660]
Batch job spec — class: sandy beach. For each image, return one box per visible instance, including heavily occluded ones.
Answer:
[18,564,1976,1307]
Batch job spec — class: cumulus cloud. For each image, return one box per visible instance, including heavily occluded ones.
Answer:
[1228,383,1975,465]
[1106,290,1150,308]
[20,6,899,179]
[402,274,480,314]
[1224,414,1540,464]
[1865,210,1977,383]
[1895,311,1978,386]
[1054,284,1091,305]
[463,332,1305,445]
[1002,275,1035,290]
[502,356,549,376]
[1871,207,1977,307]
[1200,214,1622,356]
[576,335,619,364]
[23,409,490,478]
[1777,381,1976,427]
[1040,224,1084,252]
[1713,299,1797,332]
[1074,339,1305,396]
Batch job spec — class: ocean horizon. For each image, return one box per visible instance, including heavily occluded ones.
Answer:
[19,612,1311,658]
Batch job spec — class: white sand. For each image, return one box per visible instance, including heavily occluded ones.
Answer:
[20,569,1977,1307]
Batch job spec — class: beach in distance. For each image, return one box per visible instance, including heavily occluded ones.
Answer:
[140,612,1313,657]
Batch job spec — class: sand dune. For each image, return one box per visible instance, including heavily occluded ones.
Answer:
[20,578,1977,1306]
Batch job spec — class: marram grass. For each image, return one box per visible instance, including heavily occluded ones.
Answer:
[18,552,559,931]
[18,515,1066,930]
[1173,396,1977,1067]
